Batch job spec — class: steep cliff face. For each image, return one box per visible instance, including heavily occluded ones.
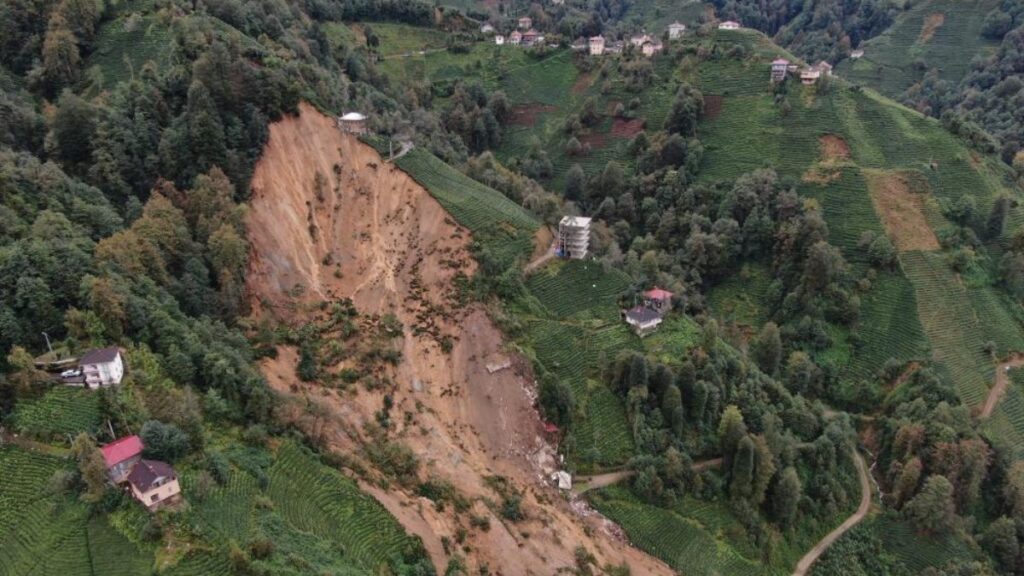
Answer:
[246,103,673,575]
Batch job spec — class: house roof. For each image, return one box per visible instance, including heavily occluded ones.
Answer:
[669,21,686,28]
[772,58,790,65]
[80,347,120,366]
[101,435,144,468]
[643,287,673,300]
[128,459,176,492]
[560,215,591,227]
[340,112,366,121]
[625,306,662,324]
[818,60,833,69]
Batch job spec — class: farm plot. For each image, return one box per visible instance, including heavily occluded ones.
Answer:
[394,147,538,234]
[12,386,101,440]
[86,14,171,91]
[900,250,994,406]
[86,515,153,576]
[526,260,631,318]
[590,485,773,576]
[362,23,449,57]
[846,271,930,381]
[798,168,885,260]
[188,469,259,543]
[267,441,418,571]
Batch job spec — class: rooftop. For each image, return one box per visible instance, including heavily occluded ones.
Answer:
[101,435,144,467]
[644,287,674,300]
[560,215,592,227]
[128,459,177,492]
[625,306,662,324]
[340,112,366,121]
[80,346,121,365]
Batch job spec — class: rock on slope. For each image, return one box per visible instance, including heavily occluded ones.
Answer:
[246,103,672,575]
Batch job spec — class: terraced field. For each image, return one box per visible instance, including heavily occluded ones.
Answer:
[11,387,100,440]
[267,441,418,570]
[836,0,1001,98]
[846,271,930,381]
[590,486,774,576]
[86,14,171,91]
[901,250,995,406]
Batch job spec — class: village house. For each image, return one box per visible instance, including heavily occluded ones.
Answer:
[771,58,790,82]
[718,20,741,30]
[78,346,124,388]
[571,37,587,51]
[816,61,833,76]
[480,23,495,34]
[557,216,591,259]
[521,29,541,46]
[641,40,664,57]
[101,435,144,484]
[518,16,532,29]
[850,49,865,59]
[338,112,368,135]
[588,35,605,55]
[668,21,686,39]
[801,67,821,85]
[629,33,654,48]
[643,287,674,315]
[509,30,523,46]
[128,459,182,511]
[623,305,663,337]
[495,34,506,45]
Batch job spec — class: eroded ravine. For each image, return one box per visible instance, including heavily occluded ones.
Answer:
[245,103,673,574]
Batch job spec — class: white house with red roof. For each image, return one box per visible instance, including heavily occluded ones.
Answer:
[101,435,144,484]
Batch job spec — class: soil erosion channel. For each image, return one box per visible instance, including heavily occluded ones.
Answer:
[245,103,672,574]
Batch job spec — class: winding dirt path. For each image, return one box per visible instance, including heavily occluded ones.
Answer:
[524,236,558,274]
[573,458,724,494]
[981,354,1024,418]
[792,450,871,576]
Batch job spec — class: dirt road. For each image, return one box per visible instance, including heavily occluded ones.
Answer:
[573,458,723,494]
[792,450,871,576]
[524,236,557,274]
[980,354,1024,418]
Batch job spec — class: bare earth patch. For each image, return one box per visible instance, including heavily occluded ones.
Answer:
[579,130,609,149]
[703,94,724,119]
[865,170,940,251]
[819,134,851,162]
[572,72,593,95]
[919,13,945,44]
[611,117,645,137]
[509,103,557,126]
[247,103,673,575]
[802,134,851,184]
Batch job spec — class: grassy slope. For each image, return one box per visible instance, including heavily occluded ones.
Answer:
[835,0,1000,98]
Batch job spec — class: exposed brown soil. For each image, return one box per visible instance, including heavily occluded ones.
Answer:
[247,103,673,575]
[572,73,593,95]
[919,13,945,44]
[819,134,851,162]
[981,354,1024,419]
[611,118,645,138]
[864,170,940,251]
[888,361,921,390]
[509,103,557,127]
[579,131,609,150]
[703,94,724,119]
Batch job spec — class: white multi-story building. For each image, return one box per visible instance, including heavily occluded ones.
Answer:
[79,346,124,388]
[558,216,591,259]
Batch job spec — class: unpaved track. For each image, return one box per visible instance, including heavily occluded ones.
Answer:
[980,354,1024,418]
[792,450,871,576]
[524,236,557,274]
[574,458,722,494]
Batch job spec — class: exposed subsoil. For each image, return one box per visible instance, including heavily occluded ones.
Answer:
[819,134,851,162]
[579,131,609,150]
[919,13,945,44]
[247,103,673,575]
[572,73,593,95]
[611,118,645,138]
[864,170,940,251]
[703,94,724,119]
[509,103,557,127]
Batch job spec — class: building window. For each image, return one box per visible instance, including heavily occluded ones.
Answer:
[151,494,158,502]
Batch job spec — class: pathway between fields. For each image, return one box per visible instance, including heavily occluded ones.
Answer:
[980,354,1024,419]
[524,237,558,274]
[792,450,871,576]
[573,458,723,494]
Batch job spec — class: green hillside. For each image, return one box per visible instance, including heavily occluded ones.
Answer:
[835,0,1001,98]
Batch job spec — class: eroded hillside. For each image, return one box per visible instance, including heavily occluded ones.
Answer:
[245,103,672,574]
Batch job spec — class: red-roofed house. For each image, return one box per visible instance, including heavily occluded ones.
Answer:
[101,435,144,484]
[643,287,674,314]
[128,459,182,511]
